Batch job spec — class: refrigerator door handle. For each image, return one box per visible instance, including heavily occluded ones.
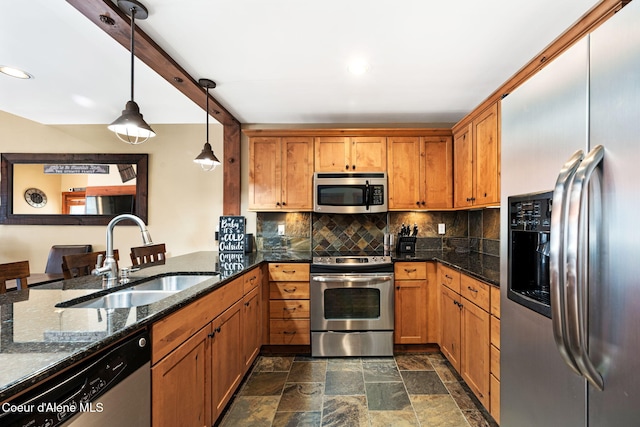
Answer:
[550,149,584,376]
[566,145,605,391]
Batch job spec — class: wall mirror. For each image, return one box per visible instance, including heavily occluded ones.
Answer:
[0,153,148,225]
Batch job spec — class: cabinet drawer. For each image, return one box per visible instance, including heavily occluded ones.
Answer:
[395,262,427,280]
[491,315,500,349]
[490,285,500,318]
[270,319,310,344]
[152,276,243,364]
[439,264,461,293]
[490,344,500,380]
[269,282,309,299]
[270,300,310,319]
[268,263,310,282]
[460,274,490,311]
[243,267,261,294]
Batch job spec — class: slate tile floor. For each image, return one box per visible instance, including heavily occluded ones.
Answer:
[218,353,498,427]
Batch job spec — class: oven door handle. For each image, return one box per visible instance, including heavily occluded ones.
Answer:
[311,275,393,285]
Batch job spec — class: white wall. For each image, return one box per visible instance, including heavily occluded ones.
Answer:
[0,111,225,271]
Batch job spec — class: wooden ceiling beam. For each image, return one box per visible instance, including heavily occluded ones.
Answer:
[66,0,242,215]
[66,0,239,128]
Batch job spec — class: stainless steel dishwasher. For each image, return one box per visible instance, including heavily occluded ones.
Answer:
[0,329,150,427]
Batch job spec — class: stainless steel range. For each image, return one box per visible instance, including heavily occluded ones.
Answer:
[310,253,394,357]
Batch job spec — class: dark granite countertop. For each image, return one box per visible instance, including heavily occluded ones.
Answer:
[0,251,310,401]
[393,250,500,286]
[0,248,495,401]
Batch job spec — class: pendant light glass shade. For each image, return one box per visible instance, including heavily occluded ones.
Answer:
[110,0,155,145]
[194,78,221,171]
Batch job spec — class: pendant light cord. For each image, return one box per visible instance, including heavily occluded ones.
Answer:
[205,86,210,143]
[129,7,136,102]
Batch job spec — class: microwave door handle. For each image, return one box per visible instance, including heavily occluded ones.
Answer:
[550,149,583,376]
[364,180,371,210]
[565,145,605,391]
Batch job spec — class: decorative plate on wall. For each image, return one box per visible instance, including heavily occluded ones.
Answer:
[24,187,47,208]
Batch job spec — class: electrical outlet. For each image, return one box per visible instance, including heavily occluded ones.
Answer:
[278,224,285,236]
[438,223,446,235]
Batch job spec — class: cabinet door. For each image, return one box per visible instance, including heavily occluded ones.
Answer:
[281,137,314,210]
[387,137,423,209]
[351,136,387,171]
[152,326,210,427]
[394,279,428,344]
[242,286,261,371]
[440,284,461,371]
[314,137,349,171]
[249,137,281,210]
[461,298,490,409]
[424,136,453,209]
[211,300,243,420]
[453,124,473,208]
[473,103,499,206]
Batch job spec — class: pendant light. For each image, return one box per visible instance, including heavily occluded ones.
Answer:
[194,78,221,171]
[108,0,156,144]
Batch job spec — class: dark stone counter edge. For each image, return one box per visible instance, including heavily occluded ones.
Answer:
[0,250,496,401]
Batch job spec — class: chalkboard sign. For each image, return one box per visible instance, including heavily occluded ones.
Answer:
[216,252,247,279]
[218,216,245,252]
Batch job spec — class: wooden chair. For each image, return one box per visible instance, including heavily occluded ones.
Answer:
[130,243,167,268]
[62,250,119,280]
[45,244,92,274]
[0,260,30,293]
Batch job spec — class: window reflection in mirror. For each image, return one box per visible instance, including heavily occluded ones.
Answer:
[12,163,137,215]
[0,153,148,225]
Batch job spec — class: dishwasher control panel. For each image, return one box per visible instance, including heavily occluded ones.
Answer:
[0,330,149,427]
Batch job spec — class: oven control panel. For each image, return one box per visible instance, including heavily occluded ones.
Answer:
[312,255,391,265]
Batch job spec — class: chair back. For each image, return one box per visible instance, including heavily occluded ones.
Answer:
[62,250,119,280]
[45,244,92,274]
[0,260,30,293]
[130,243,166,268]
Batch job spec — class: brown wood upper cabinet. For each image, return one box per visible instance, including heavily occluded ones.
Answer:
[453,102,500,208]
[314,136,386,172]
[248,136,314,211]
[388,136,453,210]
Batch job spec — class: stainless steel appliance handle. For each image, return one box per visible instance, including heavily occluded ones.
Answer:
[311,275,393,284]
[565,145,605,391]
[550,149,584,376]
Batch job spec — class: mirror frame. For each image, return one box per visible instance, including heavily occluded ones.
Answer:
[0,153,148,225]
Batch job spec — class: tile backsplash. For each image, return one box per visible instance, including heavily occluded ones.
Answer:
[255,208,500,256]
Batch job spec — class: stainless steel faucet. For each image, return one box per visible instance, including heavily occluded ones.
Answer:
[92,213,153,287]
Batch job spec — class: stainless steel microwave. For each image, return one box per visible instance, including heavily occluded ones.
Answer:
[313,172,387,214]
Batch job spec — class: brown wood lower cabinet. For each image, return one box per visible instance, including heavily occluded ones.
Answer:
[268,263,310,345]
[394,262,439,344]
[150,266,263,427]
[211,300,243,420]
[151,326,210,427]
[438,263,495,419]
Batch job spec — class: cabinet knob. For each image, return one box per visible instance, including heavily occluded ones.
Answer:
[352,165,356,170]
[345,165,349,170]
[276,202,280,207]
[282,201,286,206]
[416,201,420,206]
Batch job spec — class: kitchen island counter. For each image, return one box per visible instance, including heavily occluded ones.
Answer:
[0,250,311,402]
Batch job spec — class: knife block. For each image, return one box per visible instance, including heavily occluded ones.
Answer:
[396,237,416,254]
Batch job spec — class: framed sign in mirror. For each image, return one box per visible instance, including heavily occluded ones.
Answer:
[0,153,148,225]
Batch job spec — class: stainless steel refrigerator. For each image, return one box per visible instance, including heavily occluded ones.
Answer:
[500,1,640,425]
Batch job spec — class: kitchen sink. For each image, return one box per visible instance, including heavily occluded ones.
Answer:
[67,289,178,309]
[59,274,217,309]
[130,274,217,292]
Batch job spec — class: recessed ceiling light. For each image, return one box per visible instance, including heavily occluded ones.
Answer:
[0,65,33,79]
[347,59,370,76]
